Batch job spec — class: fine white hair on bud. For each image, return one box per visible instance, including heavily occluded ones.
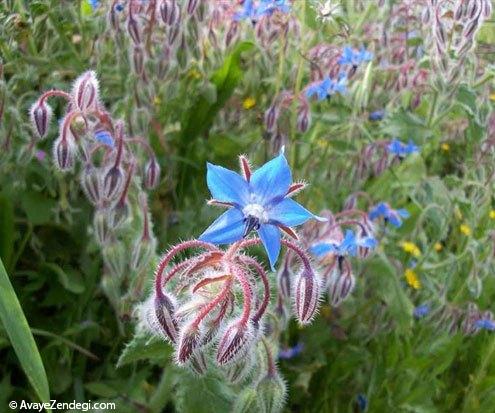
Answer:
[29,99,52,139]
[216,319,255,366]
[71,70,99,111]
[293,266,321,325]
[176,320,203,364]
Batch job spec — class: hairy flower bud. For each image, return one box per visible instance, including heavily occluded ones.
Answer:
[328,267,355,307]
[188,351,208,375]
[30,100,52,138]
[186,0,199,15]
[264,104,279,133]
[296,104,311,133]
[103,166,124,201]
[131,236,156,271]
[255,372,287,413]
[343,194,357,211]
[155,292,179,343]
[132,46,145,76]
[168,23,181,45]
[109,200,130,229]
[160,0,181,25]
[233,387,258,413]
[53,136,76,171]
[144,156,161,189]
[224,352,254,384]
[72,71,99,111]
[294,267,320,325]
[80,164,102,206]
[102,240,126,277]
[93,209,111,245]
[177,322,202,363]
[127,16,141,45]
[277,261,292,300]
[225,21,239,47]
[216,320,254,365]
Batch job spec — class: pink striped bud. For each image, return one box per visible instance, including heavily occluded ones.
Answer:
[294,267,320,325]
[29,100,52,138]
[225,21,239,47]
[343,194,357,211]
[80,164,102,206]
[264,104,279,132]
[216,320,254,365]
[328,265,355,307]
[53,136,76,171]
[296,104,311,133]
[127,16,141,45]
[103,166,124,201]
[108,2,121,32]
[186,0,199,15]
[482,0,492,18]
[72,71,99,111]
[224,352,254,384]
[168,23,181,45]
[160,0,181,25]
[188,351,208,375]
[155,292,179,343]
[144,156,161,189]
[177,322,202,364]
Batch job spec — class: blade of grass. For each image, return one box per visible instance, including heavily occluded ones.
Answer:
[0,258,50,407]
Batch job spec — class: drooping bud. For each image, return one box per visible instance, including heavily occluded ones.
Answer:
[255,372,287,413]
[102,240,126,277]
[109,200,130,229]
[276,260,292,300]
[224,352,254,384]
[53,136,76,171]
[343,194,357,211]
[132,46,145,76]
[93,209,111,245]
[177,322,202,364]
[233,387,259,413]
[328,265,356,307]
[216,320,254,365]
[264,104,279,132]
[188,351,208,375]
[72,71,99,111]
[131,236,156,271]
[144,156,161,189]
[160,0,181,26]
[30,99,52,138]
[80,164,102,206]
[127,16,141,45]
[103,166,124,201]
[225,21,239,47]
[168,23,181,45]
[186,0,199,15]
[155,291,179,343]
[296,103,311,133]
[294,266,320,324]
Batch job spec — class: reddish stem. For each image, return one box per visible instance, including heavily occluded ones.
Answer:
[230,263,252,325]
[191,279,232,329]
[39,90,71,104]
[238,255,270,323]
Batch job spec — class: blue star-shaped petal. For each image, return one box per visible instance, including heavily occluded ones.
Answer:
[94,130,114,148]
[310,229,377,258]
[388,138,419,158]
[199,151,324,269]
[368,202,410,227]
[475,318,495,331]
[338,45,373,67]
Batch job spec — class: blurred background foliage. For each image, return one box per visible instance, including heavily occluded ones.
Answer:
[1,0,495,412]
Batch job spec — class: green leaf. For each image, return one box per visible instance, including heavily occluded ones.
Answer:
[80,1,93,17]
[180,41,254,142]
[85,381,119,398]
[0,258,50,405]
[0,193,14,268]
[20,191,56,225]
[117,333,172,367]
[40,263,85,294]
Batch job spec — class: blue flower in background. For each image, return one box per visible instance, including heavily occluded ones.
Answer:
[88,0,100,10]
[356,394,368,411]
[234,0,290,21]
[199,151,324,269]
[305,73,347,101]
[413,304,430,319]
[310,229,377,258]
[338,46,373,67]
[278,342,304,359]
[94,130,114,148]
[369,110,385,121]
[369,203,409,228]
[388,138,419,158]
[475,318,495,331]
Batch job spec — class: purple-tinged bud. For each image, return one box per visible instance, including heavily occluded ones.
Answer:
[411,93,421,110]
[144,156,161,189]
[155,292,179,343]
[277,261,292,300]
[80,164,102,206]
[53,137,76,171]
[72,71,99,111]
[294,267,321,325]
[132,46,145,76]
[109,200,130,229]
[186,0,199,15]
[264,104,279,133]
[216,320,254,365]
[225,21,239,47]
[160,0,180,25]
[93,209,111,245]
[296,104,311,133]
[188,351,208,375]
[224,352,254,384]
[454,2,464,20]
[329,268,356,307]
[466,0,479,20]
[343,194,357,211]
[131,236,156,271]
[108,2,121,32]
[422,8,430,24]
[168,23,181,45]
[103,166,124,201]
[255,372,287,413]
[177,322,202,364]
[127,16,141,45]
[482,0,492,18]
[29,100,52,138]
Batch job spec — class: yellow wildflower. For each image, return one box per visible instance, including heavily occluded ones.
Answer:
[441,143,450,151]
[405,268,421,289]
[400,241,421,257]
[242,97,256,110]
[153,96,161,106]
[490,93,495,102]
[460,223,471,236]
[489,210,495,220]
[434,242,443,252]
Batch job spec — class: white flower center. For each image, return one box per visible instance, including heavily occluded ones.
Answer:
[242,203,268,224]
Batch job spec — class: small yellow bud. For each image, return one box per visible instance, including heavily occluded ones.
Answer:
[242,97,256,110]
[434,242,443,252]
[460,224,471,236]
[489,210,495,220]
[405,268,421,289]
[440,143,450,151]
[400,241,421,257]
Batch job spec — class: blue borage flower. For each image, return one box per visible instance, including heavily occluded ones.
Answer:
[278,342,304,360]
[234,0,291,22]
[413,304,430,318]
[356,394,368,412]
[368,202,409,228]
[369,110,385,121]
[199,150,324,269]
[475,318,495,331]
[88,0,100,10]
[338,46,373,67]
[305,73,347,101]
[94,130,114,148]
[388,138,419,158]
[310,229,377,258]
